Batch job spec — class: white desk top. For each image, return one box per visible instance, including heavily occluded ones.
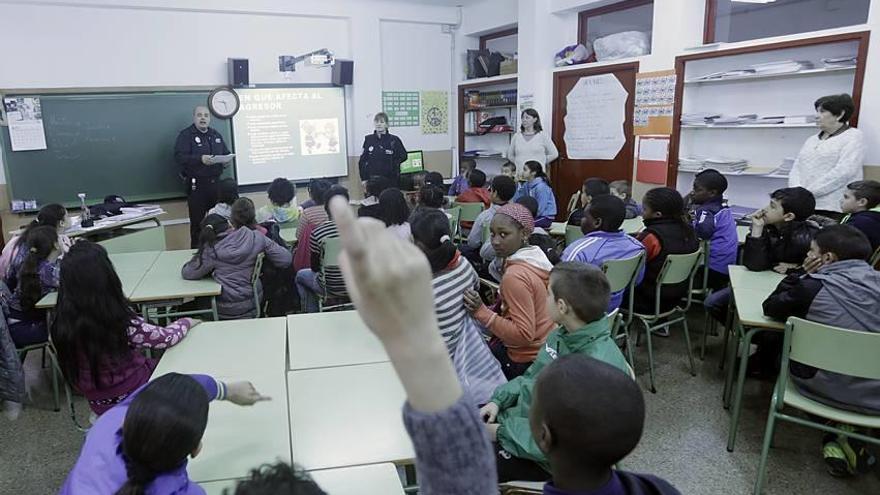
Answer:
[287,363,414,470]
[199,464,404,495]
[35,250,162,308]
[65,210,164,238]
[130,249,221,302]
[728,266,785,329]
[287,311,388,370]
[151,318,290,482]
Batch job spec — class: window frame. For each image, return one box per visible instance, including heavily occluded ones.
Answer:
[577,0,654,48]
[478,27,518,52]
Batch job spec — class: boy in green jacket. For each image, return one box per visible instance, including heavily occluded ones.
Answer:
[479,261,631,482]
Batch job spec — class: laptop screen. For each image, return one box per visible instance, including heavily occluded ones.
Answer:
[400,150,424,174]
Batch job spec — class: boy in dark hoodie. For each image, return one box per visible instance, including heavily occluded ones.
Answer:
[762,225,880,477]
[840,180,880,253]
[705,187,819,325]
[530,354,681,495]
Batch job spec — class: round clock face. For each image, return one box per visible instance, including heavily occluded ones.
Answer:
[208,87,240,119]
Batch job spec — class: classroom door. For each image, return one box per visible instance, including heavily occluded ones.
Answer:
[550,62,638,220]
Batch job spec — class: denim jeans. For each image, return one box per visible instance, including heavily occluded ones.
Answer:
[704,287,731,324]
[295,268,324,313]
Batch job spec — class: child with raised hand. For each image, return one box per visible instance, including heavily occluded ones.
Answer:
[529,354,681,494]
[182,198,293,319]
[324,195,497,493]
[480,262,631,482]
[256,178,300,225]
[568,177,610,227]
[463,203,555,379]
[513,161,558,228]
[632,187,699,317]
[51,241,201,415]
[840,180,880,252]
[610,180,642,219]
[4,226,60,348]
[62,372,269,494]
[689,169,738,290]
[208,178,239,221]
[562,194,645,312]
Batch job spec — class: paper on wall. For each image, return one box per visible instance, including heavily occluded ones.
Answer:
[638,137,669,162]
[563,74,627,160]
[3,96,47,151]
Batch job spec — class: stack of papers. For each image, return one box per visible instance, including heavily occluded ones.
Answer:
[770,157,796,177]
[678,157,705,172]
[681,113,720,126]
[464,150,503,158]
[704,157,749,174]
[783,114,817,125]
[822,56,857,68]
[748,60,814,75]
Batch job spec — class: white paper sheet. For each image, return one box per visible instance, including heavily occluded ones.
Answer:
[209,153,236,164]
[638,138,669,162]
[3,97,47,151]
[563,74,627,160]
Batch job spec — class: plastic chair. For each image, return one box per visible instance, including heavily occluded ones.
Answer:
[564,225,583,246]
[630,248,703,393]
[446,206,462,241]
[17,341,60,412]
[870,245,880,269]
[754,317,880,493]
[453,202,484,241]
[318,237,353,312]
[251,253,265,318]
[690,240,716,360]
[481,221,490,244]
[602,251,645,371]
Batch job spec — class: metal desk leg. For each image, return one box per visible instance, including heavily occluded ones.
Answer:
[211,297,219,321]
[727,327,760,452]
[722,315,741,408]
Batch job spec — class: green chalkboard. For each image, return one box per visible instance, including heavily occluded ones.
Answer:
[0,91,234,206]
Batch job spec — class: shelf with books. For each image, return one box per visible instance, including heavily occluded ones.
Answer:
[684,65,855,85]
[680,123,817,129]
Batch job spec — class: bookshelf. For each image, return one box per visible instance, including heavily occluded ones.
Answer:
[670,32,869,208]
[457,75,518,178]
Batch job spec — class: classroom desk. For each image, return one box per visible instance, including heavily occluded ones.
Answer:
[199,464,405,495]
[287,363,414,470]
[723,265,785,452]
[129,249,222,320]
[150,318,290,483]
[35,250,162,309]
[287,311,388,370]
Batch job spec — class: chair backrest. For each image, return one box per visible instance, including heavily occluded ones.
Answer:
[870,245,880,269]
[454,202,484,224]
[251,253,265,318]
[565,225,583,246]
[602,252,645,293]
[785,317,880,380]
[481,220,491,244]
[699,239,711,290]
[321,236,343,270]
[657,248,703,286]
[446,206,462,238]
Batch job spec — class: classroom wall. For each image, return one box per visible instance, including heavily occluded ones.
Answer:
[0,0,460,241]
[462,0,880,202]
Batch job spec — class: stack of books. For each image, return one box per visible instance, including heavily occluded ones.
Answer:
[704,157,749,174]
[678,156,705,172]
[771,157,796,177]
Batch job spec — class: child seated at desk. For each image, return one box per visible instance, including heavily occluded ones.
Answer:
[705,187,819,327]
[513,161,557,229]
[3,226,60,348]
[295,186,350,313]
[478,262,630,482]
[527,354,681,494]
[762,225,880,476]
[182,198,293,319]
[610,180,642,220]
[567,178,610,227]
[51,242,200,415]
[631,188,699,321]
[357,175,390,220]
[456,169,492,212]
[207,178,239,221]
[516,196,561,266]
[256,177,300,225]
[689,169,738,291]
[0,203,71,278]
[501,160,516,180]
[562,194,645,312]
[378,188,412,242]
[449,158,475,196]
[294,180,332,271]
[464,174,517,267]
[840,180,880,252]
[62,373,268,494]
[463,203,555,380]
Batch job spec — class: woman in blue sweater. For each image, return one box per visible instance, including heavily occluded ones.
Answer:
[514,160,558,228]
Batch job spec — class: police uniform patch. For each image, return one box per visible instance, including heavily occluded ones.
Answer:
[195,136,201,144]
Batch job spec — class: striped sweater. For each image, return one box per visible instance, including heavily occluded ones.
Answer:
[310,221,347,297]
[432,255,479,357]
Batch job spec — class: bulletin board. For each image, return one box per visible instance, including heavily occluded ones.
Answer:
[634,69,676,136]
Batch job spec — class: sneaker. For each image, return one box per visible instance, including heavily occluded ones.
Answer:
[836,424,877,475]
[823,441,853,477]
[1,400,22,421]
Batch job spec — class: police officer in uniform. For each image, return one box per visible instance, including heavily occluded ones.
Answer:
[358,112,407,188]
[174,105,231,247]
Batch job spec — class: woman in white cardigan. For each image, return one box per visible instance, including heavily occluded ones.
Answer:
[789,94,866,219]
[506,109,559,171]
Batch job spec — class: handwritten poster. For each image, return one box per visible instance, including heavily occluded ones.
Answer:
[563,74,627,160]
[3,96,47,151]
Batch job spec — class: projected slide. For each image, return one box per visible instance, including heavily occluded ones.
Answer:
[232,87,348,185]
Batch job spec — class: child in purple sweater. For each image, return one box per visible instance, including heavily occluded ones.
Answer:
[51,241,199,415]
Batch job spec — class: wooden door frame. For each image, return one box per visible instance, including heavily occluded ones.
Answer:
[670,30,870,186]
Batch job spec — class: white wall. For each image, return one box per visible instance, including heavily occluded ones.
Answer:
[0,0,460,184]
